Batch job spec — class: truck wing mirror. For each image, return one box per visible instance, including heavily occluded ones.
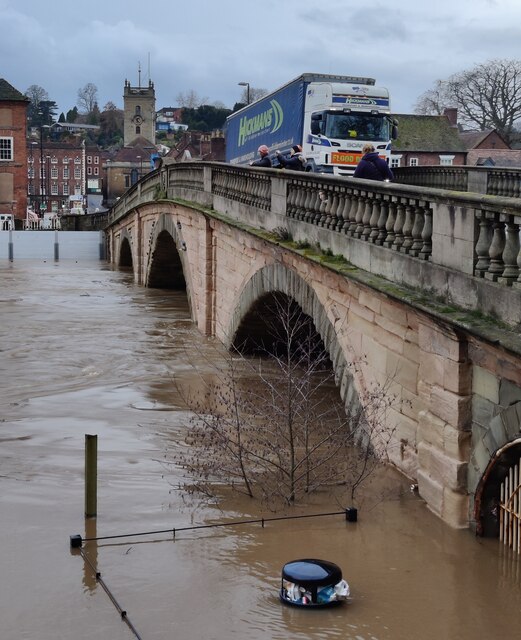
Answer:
[391,125,398,140]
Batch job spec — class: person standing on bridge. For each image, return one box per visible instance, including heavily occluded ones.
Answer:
[353,144,394,181]
[250,144,272,167]
[275,144,307,171]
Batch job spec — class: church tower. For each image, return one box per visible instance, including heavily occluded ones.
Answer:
[123,66,156,146]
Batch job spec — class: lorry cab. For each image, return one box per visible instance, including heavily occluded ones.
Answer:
[304,82,396,176]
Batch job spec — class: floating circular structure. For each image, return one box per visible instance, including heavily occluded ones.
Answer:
[280,558,349,607]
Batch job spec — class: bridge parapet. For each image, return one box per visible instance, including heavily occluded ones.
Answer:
[394,165,521,198]
[107,162,521,328]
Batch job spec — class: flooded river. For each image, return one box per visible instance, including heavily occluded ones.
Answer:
[1,260,520,640]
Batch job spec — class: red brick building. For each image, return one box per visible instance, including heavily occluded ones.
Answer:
[0,78,29,221]
[27,138,103,215]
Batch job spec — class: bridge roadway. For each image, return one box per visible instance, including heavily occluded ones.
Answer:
[104,161,521,534]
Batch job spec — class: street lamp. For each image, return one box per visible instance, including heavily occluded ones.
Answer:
[238,81,250,105]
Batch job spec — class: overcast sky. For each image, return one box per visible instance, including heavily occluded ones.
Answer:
[2,0,520,116]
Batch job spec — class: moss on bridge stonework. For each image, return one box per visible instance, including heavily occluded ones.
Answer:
[166,196,521,359]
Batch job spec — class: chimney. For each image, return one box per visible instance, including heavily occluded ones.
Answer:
[443,107,458,127]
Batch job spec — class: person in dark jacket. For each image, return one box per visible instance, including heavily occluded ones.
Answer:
[353,144,393,181]
[275,144,306,171]
[250,144,272,167]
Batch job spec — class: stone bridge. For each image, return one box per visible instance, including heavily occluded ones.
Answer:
[104,162,521,534]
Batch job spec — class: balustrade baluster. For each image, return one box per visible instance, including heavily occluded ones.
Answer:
[327,192,340,229]
[318,189,329,226]
[474,211,493,277]
[400,202,415,253]
[340,191,352,233]
[301,183,312,220]
[485,215,506,281]
[287,183,298,218]
[498,216,520,285]
[293,181,304,219]
[353,194,366,238]
[335,191,346,232]
[419,206,433,260]
[300,186,309,220]
[384,200,397,248]
[361,196,373,240]
[347,191,360,235]
[392,201,405,251]
[410,205,425,257]
[368,197,380,243]
[376,198,389,245]
[304,186,319,224]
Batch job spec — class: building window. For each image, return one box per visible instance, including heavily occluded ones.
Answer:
[125,175,132,188]
[94,156,99,164]
[51,156,58,164]
[74,167,81,179]
[74,156,81,164]
[28,167,35,179]
[409,157,419,167]
[74,184,81,195]
[136,126,141,135]
[87,155,92,164]
[94,167,99,176]
[0,137,13,161]
[135,106,141,115]
[390,154,402,168]
[63,156,69,164]
[51,183,58,195]
[439,155,455,166]
[63,167,69,179]
[87,166,92,175]
[63,184,69,195]
[51,167,58,179]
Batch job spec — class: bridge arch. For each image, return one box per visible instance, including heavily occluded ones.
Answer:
[145,212,195,318]
[224,263,362,414]
[117,228,134,269]
[473,402,521,537]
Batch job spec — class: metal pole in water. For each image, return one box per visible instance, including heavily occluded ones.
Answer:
[8,228,13,261]
[54,229,59,261]
[85,434,98,517]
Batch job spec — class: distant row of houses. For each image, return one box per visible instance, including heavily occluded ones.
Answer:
[390,108,521,168]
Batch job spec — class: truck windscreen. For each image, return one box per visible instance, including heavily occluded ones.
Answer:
[324,112,389,142]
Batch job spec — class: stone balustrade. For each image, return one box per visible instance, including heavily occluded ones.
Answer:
[394,165,521,198]
[107,162,521,327]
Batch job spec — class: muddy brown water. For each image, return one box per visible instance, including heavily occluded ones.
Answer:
[1,261,520,640]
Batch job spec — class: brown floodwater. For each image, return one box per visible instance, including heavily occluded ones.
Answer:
[1,260,520,640]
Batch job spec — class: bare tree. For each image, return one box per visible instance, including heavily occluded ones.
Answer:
[77,82,99,115]
[415,59,521,144]
[171,294,395,507]
[24,84,49,107]
[414,80,454,116]
[448,59,521,143]
[176,89,208,109]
